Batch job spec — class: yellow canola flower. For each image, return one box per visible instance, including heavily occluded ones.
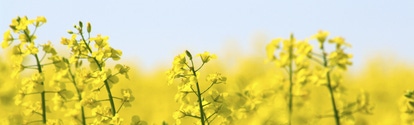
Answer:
[312,30,330,49]
[197,51,217,63]
[34,16,47,27]
[1,30,13,48]
[14,90,25,105]
[275,52,289,67]
[42,41,57,55]
[313,30,330,43]
[51,94,65,111]
[329,36,351,48]
[206,73,227,84]
[27,43,39,54]
[31,72,45,84]
[295,40,312,56]
[171,53,187,72]
[92,34,109,49]
[10,16,32,32]
[265,38,282,62]
[108,47,123,60]
[281,39,293,52]
[328,49,353,70]
[115,64,130,79]
[110,114,124,125]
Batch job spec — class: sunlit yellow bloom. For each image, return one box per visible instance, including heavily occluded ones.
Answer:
[329,36,351,48]
[115,64,130,79]
[21,101,42,116]
[276,52,289,67]
[11,63,24,78]
[91,105,112,123]
[52,94,66,111]
[296,69,311,84]
[172,53,187,71]
[282,39,293,52]
[35,16,47,27]
[14,90,25,105]
[295,40,312,56]
[42,41,57,55]
[266,38,282,62]
[1,30,13,48]
[18,34,28,43]
[92,34,109,49]
[80,93,100,108]
[27,43,39,54]
[11,44,28,58]
[121,89,134,101]
[197,51,217,63]
[10,16,32,32]
[48,55,68,71]
[206,73,227,84]
[328,49,353,70]
[31,72,44,84]
[60,37,70,45]
[110,114,124,125]
[108,47,122,60]
[313,30,330,43]
[312,67,329,86]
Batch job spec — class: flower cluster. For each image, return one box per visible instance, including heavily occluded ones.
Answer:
[1,16,139,125]
[167,50,228,125]
[264,30,371,124]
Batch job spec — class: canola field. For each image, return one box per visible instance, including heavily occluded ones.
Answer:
[1,16,414,125]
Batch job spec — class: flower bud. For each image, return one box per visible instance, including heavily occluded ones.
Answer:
[67,30,73,34]
[185,50,192,60]
[87,22,91,33]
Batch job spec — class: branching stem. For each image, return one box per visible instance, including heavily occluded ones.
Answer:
[79,27,116,116]
[189,58,206,125]
[25,29,47,124]
[321,44,341,125]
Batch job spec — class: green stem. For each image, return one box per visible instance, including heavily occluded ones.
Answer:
[24,29,47,124]
[321,45,341,125]
[189,59,206,125]
[79,29,116,116]
[287,34,294,125]
[68,63,87,125]
[34,54,47,124]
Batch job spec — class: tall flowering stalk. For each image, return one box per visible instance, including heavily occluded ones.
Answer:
[1,16,133,125]
[61,21,132,124]
[266,34,313,125]
[266,31,369,124]
[167,50,228,125]
[1,16,48,124]
[312,30,353,125]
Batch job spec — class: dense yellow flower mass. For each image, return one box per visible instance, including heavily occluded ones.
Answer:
[1,16,413,125]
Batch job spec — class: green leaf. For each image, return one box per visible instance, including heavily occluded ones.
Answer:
[409,101,414,107]
[108,75,119,84]
[60,89,74,99]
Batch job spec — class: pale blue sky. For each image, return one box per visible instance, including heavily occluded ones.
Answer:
[1,1,413,71]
